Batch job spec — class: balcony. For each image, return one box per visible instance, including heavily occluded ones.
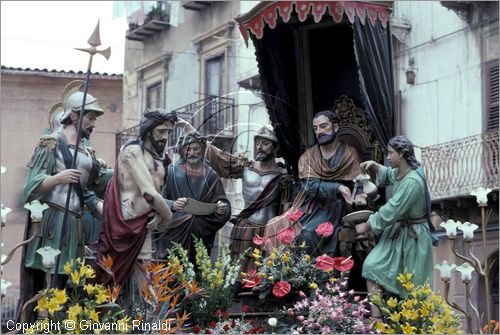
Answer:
[421,130,499,200]
[115,96,235,157]
[181,0,212,11]
[126,4,170,42]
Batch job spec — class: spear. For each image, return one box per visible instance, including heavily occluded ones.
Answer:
[54,20,111,286]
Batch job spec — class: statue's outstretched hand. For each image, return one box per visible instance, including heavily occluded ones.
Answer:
[338,185,353,204]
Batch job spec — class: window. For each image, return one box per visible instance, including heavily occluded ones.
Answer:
[485,59,499,132]
[146,82,162,109]
[204,55,224,134]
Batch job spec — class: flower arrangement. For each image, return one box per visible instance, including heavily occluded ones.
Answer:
[290,272,372,334]
[191,305,266,334]
[129,260,199,334]
[241,242,319,300]
[182,237,244,326]
[371,272,463,334]
[242,228,354,303]
[27,258,129,334]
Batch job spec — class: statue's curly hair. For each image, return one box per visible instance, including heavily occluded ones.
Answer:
[388,135,421,169]
[138,108,178,141]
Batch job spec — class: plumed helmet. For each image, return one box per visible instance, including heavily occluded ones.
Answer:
[254,125,278,143]
[60,80,104,124]
[48,101,64,136]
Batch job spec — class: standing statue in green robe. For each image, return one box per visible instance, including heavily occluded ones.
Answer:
[356,135,434,300]
[19,81,105,322]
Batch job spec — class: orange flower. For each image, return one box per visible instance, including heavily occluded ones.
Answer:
[483,320,500,334]
[102,254,113,271]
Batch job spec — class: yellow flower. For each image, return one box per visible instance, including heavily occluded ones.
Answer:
[252,253,261,260]
[70,271,81,285]
[401,308,412,320]
[52,289,68,305]
[420,306,429,317]
[269,253,276,260]
[309,282,318,290]
[95,290,110,304]
[63,261,73,275]
[301,241,307,248]
[253,248,261,255]
[421,283,432,295]
[304,255,311,262]
[403,299,415,309]
[84,284,96,295]
[375,322,387,333]
[403,281,414,292]
[80,265,95,279]
[268,276,274,281]
[282,252,290,263]
[401,323,416,334]
[47,297,63,315]
[387,297,398,308]
[67,304,83,322]
[266,260,274,267]
[254,261,262,267]
[397,273,407,284]
[408,309,418,321]
[388,311,401,323]
[35,296,49,312]
[117,316,131,333]
[89,309,100,322]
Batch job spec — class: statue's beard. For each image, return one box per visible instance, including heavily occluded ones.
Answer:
[152,139,166,155]
[255,151,274,162]
[317,131,336,146]
[80,126,93,140]
[186,155,203,165]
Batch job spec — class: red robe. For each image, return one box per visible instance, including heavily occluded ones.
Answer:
[95,162,150,288]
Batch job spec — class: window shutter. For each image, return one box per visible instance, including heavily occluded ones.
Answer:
[486,59,499,131]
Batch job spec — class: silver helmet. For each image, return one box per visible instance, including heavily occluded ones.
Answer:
[255,125,278,143]
[60,80,104,124]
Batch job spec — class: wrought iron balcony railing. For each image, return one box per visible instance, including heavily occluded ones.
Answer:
[115,96,235,157]
[421,130,499,200]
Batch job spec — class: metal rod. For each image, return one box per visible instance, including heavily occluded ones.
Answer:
[443,279,472,333]
[465,280,483,334]
[480,206,493,333]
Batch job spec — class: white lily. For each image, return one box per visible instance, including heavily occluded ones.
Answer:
[1,279,12,295]
[440,220,462,238]
[434,260,456,280]
[24,200,49,221]
[470,187,492,206]
[36,246,61,269]
[1,205,11,225]
[457,221,479,240]
[268,317,277,327]
[455,263,475,282]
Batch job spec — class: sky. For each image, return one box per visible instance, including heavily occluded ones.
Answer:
[1,1,128,74]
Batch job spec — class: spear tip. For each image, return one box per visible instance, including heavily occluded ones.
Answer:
[87,19,102,47]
